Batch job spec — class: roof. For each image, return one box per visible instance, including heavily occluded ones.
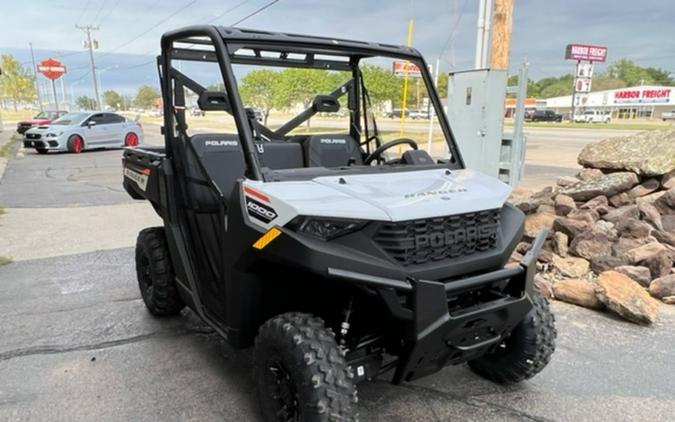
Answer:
[164,25,424,61]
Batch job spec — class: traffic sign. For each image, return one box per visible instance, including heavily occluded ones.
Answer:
[37,58,67,80]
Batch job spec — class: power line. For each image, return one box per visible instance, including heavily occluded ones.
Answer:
[97,0,197,58]
[92,0,109,24]
[232,0,280,26]
[96,0,123,25]
[439,0,470,65]
[204,0,253,23]
[76,0,94,25]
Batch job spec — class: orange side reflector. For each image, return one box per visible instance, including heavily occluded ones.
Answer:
[252,227,282,250]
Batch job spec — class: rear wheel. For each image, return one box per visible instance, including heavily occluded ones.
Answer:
[468,290,556,385]
[125,132,139,147]
[36,148,48,155]
[135,227,184,316]
[67,135,84,153]
[253,313,358,422]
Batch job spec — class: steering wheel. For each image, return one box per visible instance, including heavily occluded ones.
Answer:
[364,138,418,165]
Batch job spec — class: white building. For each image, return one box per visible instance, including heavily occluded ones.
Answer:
[543,85,675,119]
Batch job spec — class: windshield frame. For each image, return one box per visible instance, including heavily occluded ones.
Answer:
[160,25,465,181]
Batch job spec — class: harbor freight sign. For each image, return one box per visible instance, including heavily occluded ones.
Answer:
[613,88,672,105]
[565,44,608,62]
[392,61,430,77]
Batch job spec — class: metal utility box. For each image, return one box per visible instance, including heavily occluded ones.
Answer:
[447,69,508,179]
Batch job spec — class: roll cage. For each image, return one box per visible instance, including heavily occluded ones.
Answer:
[158,25,465,181]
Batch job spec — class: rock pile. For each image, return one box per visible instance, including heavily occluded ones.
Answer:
[512,129,675,325]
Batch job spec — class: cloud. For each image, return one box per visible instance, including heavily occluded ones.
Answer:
[1,0,672,94]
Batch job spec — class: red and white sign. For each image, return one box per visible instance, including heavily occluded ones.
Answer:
[575,78,592,93]
[37,58,67,80]
[392,61,425,77]
[565,44,608,62]
[613,88,672,104]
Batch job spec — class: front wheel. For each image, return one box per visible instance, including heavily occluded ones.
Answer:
[253,313,358,422]
[468,290,556,385]
[67,134,84,153]
[135,227,184,316]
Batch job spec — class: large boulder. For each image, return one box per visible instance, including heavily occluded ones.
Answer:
[553,278,603,309]
[524,209,556,238]
[614,265,652,287]
[595,271,660,325]
[590,255,627,274]
[625,242,667,265]
[554,194,576,216]
[551,254,590,278]
[577,129,675,176]
[628,178,660,198]
[648,274,675,300]
[603,204,640,224]
[560,172,639,201]
[570,231,613,260]
[662,170,675,190]
[553,217,590,240]
[654,188,675,215]
[580,195,609,214]
[614,217,653,239]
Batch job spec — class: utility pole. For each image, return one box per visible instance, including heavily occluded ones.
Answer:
[490,0,514,69]
[76,24,101,110]
[29,43,43,112]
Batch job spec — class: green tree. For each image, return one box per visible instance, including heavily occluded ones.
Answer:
[239,69,280,125]
[134,85,161,109]
[0,54,36,111]
[76,96,97,110]
[360,64,401,109]
[103,90,123,110]
[606,59,674,86]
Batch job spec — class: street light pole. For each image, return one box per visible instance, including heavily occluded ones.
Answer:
[97,65,119,109]
[29,42,43,112]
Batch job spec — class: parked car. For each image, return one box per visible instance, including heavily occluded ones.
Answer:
[386,108,410,119]
[16,110,68,134]
[409,109,430,119]
[189,106,205,117]
[525,109,563,122]
[574,110,611,123]
[23,111,144,154]
[661,110,675,121]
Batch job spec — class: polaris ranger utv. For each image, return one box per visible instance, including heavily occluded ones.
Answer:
[123,25,555,421]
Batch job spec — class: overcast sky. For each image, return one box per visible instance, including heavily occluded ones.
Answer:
[1,0,673,97]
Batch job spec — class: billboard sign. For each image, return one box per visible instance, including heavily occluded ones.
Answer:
[392,61,429,77]
[565,44,608,62]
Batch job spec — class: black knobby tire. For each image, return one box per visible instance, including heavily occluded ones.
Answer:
[253,313,358,422]
[468,290,556,385]
[36,148,48,154]
[135,227,184,316]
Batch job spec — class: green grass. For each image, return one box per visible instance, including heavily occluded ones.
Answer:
[0,207,5,217]
[0,256,12,266]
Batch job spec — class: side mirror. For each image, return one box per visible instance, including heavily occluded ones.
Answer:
[87,120,97,127]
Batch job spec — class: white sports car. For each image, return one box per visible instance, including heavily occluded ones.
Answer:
[23,111,144,154]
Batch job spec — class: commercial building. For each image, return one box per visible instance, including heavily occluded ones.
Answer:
[542,85,675,119]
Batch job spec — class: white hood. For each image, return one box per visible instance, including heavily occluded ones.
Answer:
[244,169,511,228]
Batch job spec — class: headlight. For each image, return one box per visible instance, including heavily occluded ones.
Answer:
[286,216,366,240]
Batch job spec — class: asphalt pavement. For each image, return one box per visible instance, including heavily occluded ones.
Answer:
[1,122,673,421]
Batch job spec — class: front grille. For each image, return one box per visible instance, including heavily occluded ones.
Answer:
[373,209,501,266]
[25,133,41,140]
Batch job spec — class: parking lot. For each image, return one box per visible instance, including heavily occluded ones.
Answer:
[1,123,674,421]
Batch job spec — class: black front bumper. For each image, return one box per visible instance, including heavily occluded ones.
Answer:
[327,230,547,383]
